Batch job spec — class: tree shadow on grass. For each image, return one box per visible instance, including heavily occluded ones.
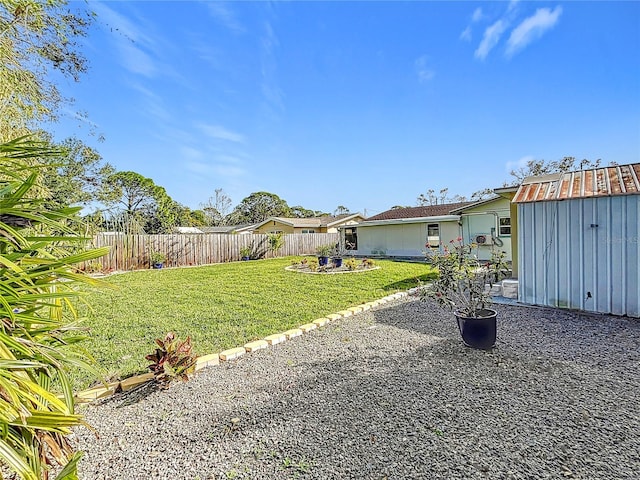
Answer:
[381,273,436,293]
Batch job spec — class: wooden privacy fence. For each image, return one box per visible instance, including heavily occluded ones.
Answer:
[90,233,340,271]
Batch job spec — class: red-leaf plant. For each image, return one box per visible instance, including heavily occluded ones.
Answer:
[145,332,197,388]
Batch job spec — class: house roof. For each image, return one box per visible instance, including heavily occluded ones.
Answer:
[366,202,473,221]
[449,196,504,214]
[513,163,640,203]
[174,226,204,234]
[199,224,256,234]
[254,213,364,230]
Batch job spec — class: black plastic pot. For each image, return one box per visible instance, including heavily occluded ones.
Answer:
[454,308,497,349]
[152,263,164,269]
[318,256,329,266]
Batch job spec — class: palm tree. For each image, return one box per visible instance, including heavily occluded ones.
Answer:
[0,136,109,480]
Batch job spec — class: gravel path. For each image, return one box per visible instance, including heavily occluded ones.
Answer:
[73,297,640,480]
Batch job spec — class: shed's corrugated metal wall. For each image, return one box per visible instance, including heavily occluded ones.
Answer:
[518,195,639,317]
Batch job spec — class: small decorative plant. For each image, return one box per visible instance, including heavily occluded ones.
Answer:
[145,332,197,388]
[267,232,285,257]
[345,258,358,270]
[422,239,509,318]
[307,257,319,272]
[240,246,252,259]
[315,244,334,257]
[362,258,375,268]
[150,251,166,265]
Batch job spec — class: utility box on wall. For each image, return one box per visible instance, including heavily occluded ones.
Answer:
[514,164,640,318]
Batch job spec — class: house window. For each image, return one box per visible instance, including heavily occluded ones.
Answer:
[344,227,357,250]
[301,229,315,234]
[427,223,439,247]
[269,230,283,234]
[499,217,511,236]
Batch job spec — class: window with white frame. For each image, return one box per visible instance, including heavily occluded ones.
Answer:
[301,229,315,234]
[498,217,511,236]
[427,223,440,247]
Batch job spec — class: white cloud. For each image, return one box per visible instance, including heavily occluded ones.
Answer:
[216,154,243,164]
[475,20,508,60]
[180,147,205,160]
[92,2,160,77]
[260,21,285,113]
[197,123,245,143]
[127,82,170,121]
[121,45,157,77]
[506,155,535,172]
[460,26,472,42]
[460,7,484,43]
[186,162,245,177]
[415,55,435,83]
[207,2,245,33]
[506,6,563,57]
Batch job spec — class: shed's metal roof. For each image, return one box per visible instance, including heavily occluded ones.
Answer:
[513,163,640,203]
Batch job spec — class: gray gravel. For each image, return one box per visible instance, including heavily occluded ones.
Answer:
[72,297,640,480]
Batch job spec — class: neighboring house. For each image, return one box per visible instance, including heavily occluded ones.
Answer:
[450,187,518,265]
[348,203,471,257]
[252,213,365,235]
[199,224,256,234]
[514,163,640,317]
[347,195,520,263]
[173,226,204,234]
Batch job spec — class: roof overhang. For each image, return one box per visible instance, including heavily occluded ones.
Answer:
[355,214,460,227]
[449,195,504,214]
[326,213,363,227]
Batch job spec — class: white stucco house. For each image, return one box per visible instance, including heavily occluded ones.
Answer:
[344,194,518,265]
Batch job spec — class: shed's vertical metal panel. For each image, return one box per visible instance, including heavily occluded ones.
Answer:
[518,195,639,317]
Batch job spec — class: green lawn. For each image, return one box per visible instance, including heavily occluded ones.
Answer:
[73,257,435,389]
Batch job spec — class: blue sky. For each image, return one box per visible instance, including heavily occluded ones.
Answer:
[53,1,640,217]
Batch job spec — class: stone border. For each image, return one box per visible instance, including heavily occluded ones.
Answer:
[74,291,411,403]
[284,265,380,275]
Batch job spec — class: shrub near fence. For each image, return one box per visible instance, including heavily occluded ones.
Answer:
[90,233,340,271]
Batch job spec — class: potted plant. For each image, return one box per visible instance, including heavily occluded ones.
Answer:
[422,239,508,349]
[150,251,166,269]
[315,244,334,267]
[331,243,344,268]
[239,246,252,261]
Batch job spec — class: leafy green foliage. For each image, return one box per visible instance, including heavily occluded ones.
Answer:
[228,191,291,224]
[266,232,284,257]
[95,170,200,234]
[145,332,196,388]
[0,136,109,479]
[423,240,509,317]
[40,137,115,211]
[0,1,93,139]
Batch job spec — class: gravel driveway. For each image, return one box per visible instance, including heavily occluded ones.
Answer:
[73,297,640,480]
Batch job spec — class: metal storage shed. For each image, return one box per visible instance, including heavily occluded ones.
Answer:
[513,163,640,317]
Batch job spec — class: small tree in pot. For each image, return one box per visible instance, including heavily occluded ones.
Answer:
[315,244,334,267]
[422,239,509,349]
